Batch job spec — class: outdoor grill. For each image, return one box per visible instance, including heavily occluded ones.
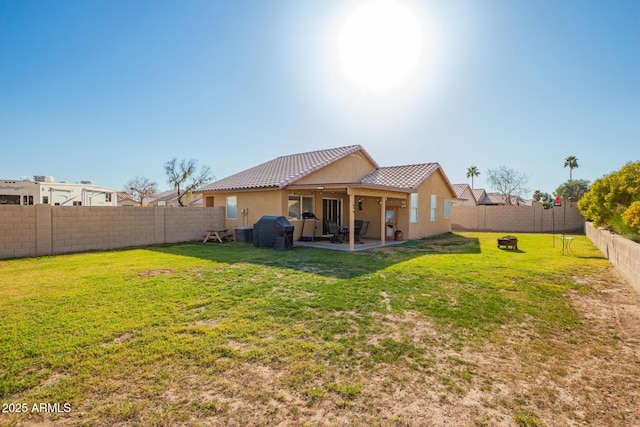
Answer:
[252,216,294,251]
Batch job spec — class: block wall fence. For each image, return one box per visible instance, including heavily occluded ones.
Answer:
[0,205,225,259]
[451,204,585,234]
[585,222,640,295]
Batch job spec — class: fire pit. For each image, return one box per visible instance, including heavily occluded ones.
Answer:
[497,236,518,250]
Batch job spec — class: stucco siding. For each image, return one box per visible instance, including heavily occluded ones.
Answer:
[205,189,284,230]
[294,151,376,185]
[407,170,454,239]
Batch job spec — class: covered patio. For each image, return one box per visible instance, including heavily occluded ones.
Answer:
[288,183,412,252]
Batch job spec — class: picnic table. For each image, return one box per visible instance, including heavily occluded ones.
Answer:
[203,229,232,243]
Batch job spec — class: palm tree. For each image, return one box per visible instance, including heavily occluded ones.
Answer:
[466,166,480,189]
[564,156,579,180]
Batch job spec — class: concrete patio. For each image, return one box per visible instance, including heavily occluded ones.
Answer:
[294,237,406,251]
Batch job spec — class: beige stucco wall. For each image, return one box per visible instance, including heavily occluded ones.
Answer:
[294,151,376,185]
[451,204,584,233]
[204,189,284,231]
[406,169,454,240]
[0,205,224,259]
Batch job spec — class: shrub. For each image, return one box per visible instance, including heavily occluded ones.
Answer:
[578,161,640,235]
[622,201,640,228]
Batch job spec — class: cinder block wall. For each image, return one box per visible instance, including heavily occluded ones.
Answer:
[0,206,38,258]
[585,222,640,295]
[451,204,584,234]
[0,205,225,259]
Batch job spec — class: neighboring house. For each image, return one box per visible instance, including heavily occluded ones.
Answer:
[117,192,141,206]
[149,190,203,207]
[195,145,456,250]
[472,188,487,205]
[0,176,117,206]
[117,190,203,207]
[477,191,526,206]
[452,184,478,206]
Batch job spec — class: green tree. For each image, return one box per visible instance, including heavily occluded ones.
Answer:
[578,161,640,229]
[466,166,480,189]
[532,189,543,202]
[555,179,590,203]
[564,156,579,180]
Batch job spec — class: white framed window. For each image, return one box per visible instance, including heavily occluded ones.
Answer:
[288,195,314,220]
[444,200,451,219]
[226,196,237,219]
[410,193,418,223]
[430,195,437,221]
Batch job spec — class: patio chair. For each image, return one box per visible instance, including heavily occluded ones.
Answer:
[326,220,342,243]
[354,220,363,242]
[357,221,369,243]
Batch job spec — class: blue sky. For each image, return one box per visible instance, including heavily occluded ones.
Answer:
[1,0,638,196]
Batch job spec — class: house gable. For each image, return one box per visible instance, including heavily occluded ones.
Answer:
[452,183,478,206]
[294,148,377,185]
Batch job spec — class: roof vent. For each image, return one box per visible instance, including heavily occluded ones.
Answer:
[80,180,94,185]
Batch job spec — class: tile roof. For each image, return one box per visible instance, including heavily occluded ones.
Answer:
[451,183,472,198]
[472,188,486,201]
[359,163,441,190]
[150,189,202,206]
[479,192,526,205]
[196,145,375,192]
[150,190,178,201]
[117,192,133,202]
[117,192,153,204]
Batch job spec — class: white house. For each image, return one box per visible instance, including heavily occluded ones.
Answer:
[0,176,117,206]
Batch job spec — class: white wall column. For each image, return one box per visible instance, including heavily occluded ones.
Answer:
[380,197,386,247]
[349,192,355,251]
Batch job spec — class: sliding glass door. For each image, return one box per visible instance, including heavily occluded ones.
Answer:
[322,198,343,234]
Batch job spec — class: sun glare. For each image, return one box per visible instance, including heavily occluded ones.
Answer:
[332,0,431,97]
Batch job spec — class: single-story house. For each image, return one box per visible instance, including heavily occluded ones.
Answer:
[117,192,141,206]
[195,145,456,250]
[452,184,478,206]
[150,190,203,207]
[477,192,526,206]
[472,188,487,205]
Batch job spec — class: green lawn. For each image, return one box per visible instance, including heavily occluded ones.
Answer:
[1,233,638,426]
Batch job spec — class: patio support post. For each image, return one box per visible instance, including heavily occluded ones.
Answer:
[380,197,386,247]
[349,192,355,251]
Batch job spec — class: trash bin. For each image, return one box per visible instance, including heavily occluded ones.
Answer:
[394,230,403,241]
